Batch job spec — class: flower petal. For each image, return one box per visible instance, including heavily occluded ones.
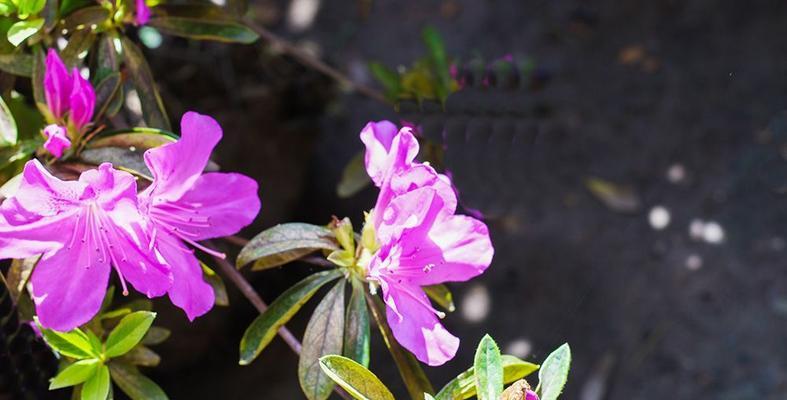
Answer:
[135,0,150,25]
[374,186,444,247]
[43,124,71,158]
[44,49,72,119]
[0,212,74,260]
[157,233,214,320]
[381,282,459,366]
[374,163,457,229]
[361,121,418,187]
[143,111,222,202]
[68,68,95,131]
[2,160,85,218]
[29,221,111,331]
[78,163,139,210]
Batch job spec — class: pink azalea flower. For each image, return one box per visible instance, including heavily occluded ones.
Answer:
[0,161,172,331]
[140,112,260,320]
[44,49,71,120]
[135,0,150,25]
[42,124,70,158]
[361,121,493,366]
[526,389,540,400]
[68,68,95,131]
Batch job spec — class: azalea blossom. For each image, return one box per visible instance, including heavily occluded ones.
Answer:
[361,121,494,366]
[140,112,260,320]
[135,0,150,25]
[68,68,95,131]
[42,124,70,158]
[43,49,95,132]
[0,161,171,331]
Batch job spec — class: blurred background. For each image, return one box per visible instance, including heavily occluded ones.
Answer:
[136,0,787,398]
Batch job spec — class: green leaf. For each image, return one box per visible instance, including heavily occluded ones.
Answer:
[39,324,97,359]
[0,93,18,147]
[7,18,43,47]
[92,72,122,121]
[88,128,177,150]
[108,362,168,400]
[81,364,109,400]
[473,335,503,400]
[239,269,342,365]
[79,146,153,179]
[60,0,92,16]
[49,359,100,390]
[62,5,109,31]
[120,345,161,367]
[368,62,401,99]
[0,52,32,76]
[537,344,571,400]
[148,16,258,44]
[121,36,171,130]
[423,284,455,312]
[435,355,540,400]
[367,294,434,399]
[141,326,171,346]
[60,28,95,66]
[298,280,345,400]
[30,45,47,116]
[94,33,119,83]
[237,223,339,270]
[201,262,229,306]
[104,311,156,358]
[336,150,371,198]
[319,355,395,400]
[421,26,451,101]
[16,0,45,17]
[343,279,370,367]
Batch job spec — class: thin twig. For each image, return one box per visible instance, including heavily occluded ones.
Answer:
[243,17,390,105]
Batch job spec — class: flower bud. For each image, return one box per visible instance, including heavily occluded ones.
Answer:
[42,124,70,158]
[43,49,72,119]
[136,0,150,25]
[68,68,95,131]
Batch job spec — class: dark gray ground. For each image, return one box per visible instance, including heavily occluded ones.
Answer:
[142,0,787,398]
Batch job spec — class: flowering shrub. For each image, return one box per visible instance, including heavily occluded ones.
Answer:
[0,2,571,399]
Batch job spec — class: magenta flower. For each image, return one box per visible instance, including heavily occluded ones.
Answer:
[69,68,95,131]
[0,161,171,331]
[135,0,150,25]
[42,124,70,158]
[140,112,260,320]
[361,121,493,366]
[526,390,540,400]
[44,49,71,120]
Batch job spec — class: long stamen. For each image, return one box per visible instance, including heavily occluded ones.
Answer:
[67,210,82,249]
[95,211,129,295]
[391,281,445,319]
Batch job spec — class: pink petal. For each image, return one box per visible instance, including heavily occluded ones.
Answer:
[381,281,459,366]
[68,69,95,131]
[374,164,457,229]
[78,163,138,210]
[43,124,71,158]
[143,111,222,202]
[374,186,444,246]
[0,212,74,260]
[360,121,418,187]
[158,172,260,240]
[44,49,72,119]
[156,233,214,320]
[135,0,150,25]
[3,160,84,218]
[29,221,111,331]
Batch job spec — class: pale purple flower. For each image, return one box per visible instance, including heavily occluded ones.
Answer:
[68,68,95,131]
[140,112,260,320]
[43,124,70,158]
[135,0,150,25]
[44,49,71,119]
[0,161,172,331]
[362,121,493,366]
[526,390,539,400]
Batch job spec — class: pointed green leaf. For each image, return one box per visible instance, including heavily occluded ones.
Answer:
[39,324,97,359]
[80,364,109,400]
[60,28,95,66]
[31,45,46,110]
[367,294,434,399]
[343,279,370,367]
[121,36,170,130]
[299,280,345,400]
[141,326,171,346]
[318,355,395,400]
[336,150,371,198]
[94,33,119,83]
[62,6,109,31]
[435,355,538,400]
[423,284,455,312]
[92,72,122,121]
[148,16,258,44]
[49,359,100,390]
[368,62,401,99]
[0,94,18,147]
[7,18,43,47]
[201,262,229,306]
[120,345,161,367]
[474,335,503,400]
[16,0,45,16]
[108,362,168,400]
[87,128,177,150]
[0,52,32,77]
[237,223,339,270]
[537,344,571,400]
[239,269,342,365]
[104,311,156,358]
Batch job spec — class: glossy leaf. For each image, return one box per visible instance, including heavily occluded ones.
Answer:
[239,269,342,365]
[0,52,32,77]
[80,364,109,400]
[121,345,161,367]
[201,262,229,306]
[49,359,100,390]
[148,16,258,44]
[367,294,434,399]
[16,0,45,17]
[299,280,345,400]
[537,344,571,400]
[343,279,370,367]
[39,324,97,359]
[0,94,18,147]
[121,36,171,130]
[423,284,455,312]
[94,33,119,83]
[62,6,109,31]
[104,311,156,358]
[109,362,168,400]
[318,355,395,400]
[435,355,539,400]
[474,335,504,400]
[236,223,339,270]
[141,326,171,346]
[337,150,371,198]
[92,72,122,121]
[79,146,152,179]
[88,128,177,150]
[7,19,43,47]
[60,29,95,66]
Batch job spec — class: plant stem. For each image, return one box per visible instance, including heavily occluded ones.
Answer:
[243,18,390,105]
